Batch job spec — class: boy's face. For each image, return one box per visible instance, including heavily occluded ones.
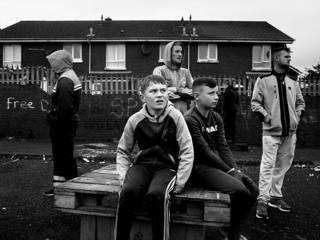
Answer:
[141,82,169,112]
[196,85,219,109]
[171,45,183,65]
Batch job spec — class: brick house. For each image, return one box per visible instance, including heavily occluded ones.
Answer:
[0,18,299,78]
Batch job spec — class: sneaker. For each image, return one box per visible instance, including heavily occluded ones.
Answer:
[256,201,269,219]
[239,235,248,240]
[43,189,54,197]
[218,227,228,240]
[268,197,292,212]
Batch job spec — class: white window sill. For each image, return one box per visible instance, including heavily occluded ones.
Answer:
[252,68,271,71]
[104,67,127,71]
[73,59,83,63]
[197,60,219,63]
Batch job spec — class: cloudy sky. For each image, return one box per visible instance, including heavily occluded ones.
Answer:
[1,0,319,72]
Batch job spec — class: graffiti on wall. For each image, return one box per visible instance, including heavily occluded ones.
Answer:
[6,97,49,112]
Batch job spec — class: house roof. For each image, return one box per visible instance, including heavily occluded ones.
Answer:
[0,20,294,43]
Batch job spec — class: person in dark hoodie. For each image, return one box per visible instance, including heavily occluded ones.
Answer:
[223,80,240,143]
[153,41,193,114]
[44,50,81,196]
[184,78,258,240]
[115,74,194,240]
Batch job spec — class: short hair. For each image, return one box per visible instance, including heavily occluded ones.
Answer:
[192,77,217,92]
[138,74,166,93]
[272,46,291,55]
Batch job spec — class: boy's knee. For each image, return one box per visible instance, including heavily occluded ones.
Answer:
[120,184,141,200]
[146,189,165,203]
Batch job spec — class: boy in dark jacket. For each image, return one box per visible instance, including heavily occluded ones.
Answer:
[184,78,258,240]
[115,74,194,240]
[44,50,81,196]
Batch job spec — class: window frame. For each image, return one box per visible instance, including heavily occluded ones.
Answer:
[252,44,271,71]
[63,43,83,63]
[3,44,21,69]
[197,43,218,63]
[105,43,126,70]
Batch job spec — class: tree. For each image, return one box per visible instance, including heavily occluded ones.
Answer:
[304,62,320,80]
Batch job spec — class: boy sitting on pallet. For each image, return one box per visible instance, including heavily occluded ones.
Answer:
[184,78,258,240]
[115,74,194,240]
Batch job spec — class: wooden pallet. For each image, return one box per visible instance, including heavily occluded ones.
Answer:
[54,164,230,240]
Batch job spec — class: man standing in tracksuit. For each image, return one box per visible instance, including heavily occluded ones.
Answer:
[44,50,81,196]
[115,74,194,240]
[251,46,305,219]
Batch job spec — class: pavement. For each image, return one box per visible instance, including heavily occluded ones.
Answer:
[0,137,319,167]
[0,137,117,161]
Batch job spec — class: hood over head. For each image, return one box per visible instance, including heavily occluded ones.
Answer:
[46,50,73,74]
[163,41,184,70]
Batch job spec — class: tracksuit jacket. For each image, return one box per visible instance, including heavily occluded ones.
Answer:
[47,50,81,127]
[251,71,305,136]
[116,102,194,192]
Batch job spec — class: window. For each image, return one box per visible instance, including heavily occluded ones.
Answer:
[63,43,82,62]
[3,44,21,68]
[159,43,166,63]
[105,44,126,70]
[198,44,218,62]
[252,45,271,70]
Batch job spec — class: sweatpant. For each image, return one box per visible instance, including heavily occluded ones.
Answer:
[258,134,297,203]
[49,123,78,187]
[191,165,257,240]
[115,164,176,240]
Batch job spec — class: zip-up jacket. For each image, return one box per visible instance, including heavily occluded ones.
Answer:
[116,102,194,191]
[184,107,237,172]
[251,72,305,136]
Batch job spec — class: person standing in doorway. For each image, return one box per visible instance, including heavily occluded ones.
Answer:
[223,80,240,144]
[251,46,305,219]
[153,41,193,114]
[44,50,81,196]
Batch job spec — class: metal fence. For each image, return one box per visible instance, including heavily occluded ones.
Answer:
[1,66,319,96]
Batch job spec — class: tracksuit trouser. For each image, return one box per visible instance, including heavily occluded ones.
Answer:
[49,123,78,187]
[115,164,176,240]
[191,164,257,240]
[258,134,297,203]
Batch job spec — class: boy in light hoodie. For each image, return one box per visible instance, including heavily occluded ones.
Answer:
[153,41,193,114]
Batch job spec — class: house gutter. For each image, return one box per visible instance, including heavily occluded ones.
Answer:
[188,37,191,70]
[0,39,295,44]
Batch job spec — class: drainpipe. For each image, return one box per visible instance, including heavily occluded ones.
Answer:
[88,40,92,73]
[188,37,191,70]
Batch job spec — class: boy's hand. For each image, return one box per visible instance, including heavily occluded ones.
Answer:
[228,169,259,198]
[118,178,124,187]
[172,185,183,194]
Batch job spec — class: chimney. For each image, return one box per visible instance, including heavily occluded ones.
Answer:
[191,27,198,37]
[87,27,95,37]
